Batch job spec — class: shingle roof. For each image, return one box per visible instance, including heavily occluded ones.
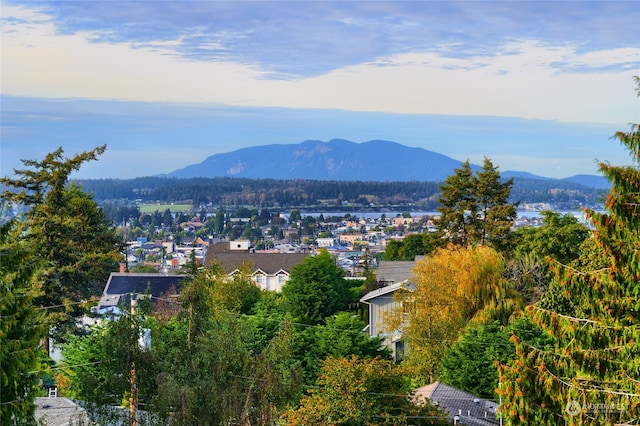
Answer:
[103,273,186,298]
[207,252,309,275]
[35,397,90,426]
[98,273,186,312]
[414,382,500,426]
[375,260,418,284]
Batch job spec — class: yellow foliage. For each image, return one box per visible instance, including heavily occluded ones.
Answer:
[395,244,512,380]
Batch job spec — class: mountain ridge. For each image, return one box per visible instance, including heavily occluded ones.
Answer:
[166,139,609,188]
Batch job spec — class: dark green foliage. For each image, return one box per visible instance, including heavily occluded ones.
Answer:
[293,312,392,385]
[152,310,256,425]
[475,158,517,249]
[439,318,551,401]
[77,177,444,210]
[513,210,590,266]
[439,322,513,400]
[61,311,157,409]
[499,78,640,424]
[382,239,403,260]
[436,161,477,247]
[0,221,46,425]
[149,267,303,425]
[0,146,123,340]
[508,211,591,305]
[436,158,517,251]
[282,250,353,324]
[382,233,445,260]
[77,175,604,214]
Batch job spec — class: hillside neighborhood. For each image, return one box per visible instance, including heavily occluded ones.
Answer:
[2,1,638,424]
[3,104,639,425]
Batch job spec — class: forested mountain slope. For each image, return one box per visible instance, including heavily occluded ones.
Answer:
[75,176,606,211]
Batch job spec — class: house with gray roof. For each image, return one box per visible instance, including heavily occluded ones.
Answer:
[360,280,408,362]
[414,381,500,425]
[97,272,186,316]
[359,258,423,361]
[204,240,309,291]
[375,259,422,284]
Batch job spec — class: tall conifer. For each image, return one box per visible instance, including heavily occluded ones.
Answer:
[499,77,640,425]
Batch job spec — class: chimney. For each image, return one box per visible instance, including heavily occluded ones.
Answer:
[119,262,126,273]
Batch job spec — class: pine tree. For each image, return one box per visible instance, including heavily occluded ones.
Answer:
[498,77,640,425]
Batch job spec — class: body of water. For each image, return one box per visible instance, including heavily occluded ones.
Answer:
[299,210,597,221]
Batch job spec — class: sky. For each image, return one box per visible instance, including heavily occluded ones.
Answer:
[1,1,639,180]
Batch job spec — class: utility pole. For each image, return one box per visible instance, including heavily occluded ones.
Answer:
[130,295,138,426]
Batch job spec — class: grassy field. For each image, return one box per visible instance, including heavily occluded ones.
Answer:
[139,204,193,213]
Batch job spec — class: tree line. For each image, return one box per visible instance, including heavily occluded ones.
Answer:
[74,174,605,211]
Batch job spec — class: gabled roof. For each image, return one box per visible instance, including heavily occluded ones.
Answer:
[360,280,407,303]
[207,252,309,275]
[414,382,500,426]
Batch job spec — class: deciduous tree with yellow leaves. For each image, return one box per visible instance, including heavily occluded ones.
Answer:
[392,244,516,382]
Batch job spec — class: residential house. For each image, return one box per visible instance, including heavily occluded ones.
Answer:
[359,258,422,361]
[205,240,309,292]
[375,259,421,285]
[181,218,206,233]
[338,232,367,245]
[360,280,408,362]
[413,381,500,425]
[394,216,418,228]
[96,272,186,316]
[316,237,337,248]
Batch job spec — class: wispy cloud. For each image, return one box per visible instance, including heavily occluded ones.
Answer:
[1,1,638,179]
[2,2,638,123]
[6,1,638,73]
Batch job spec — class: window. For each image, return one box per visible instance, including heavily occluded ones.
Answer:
[394,340,406,363]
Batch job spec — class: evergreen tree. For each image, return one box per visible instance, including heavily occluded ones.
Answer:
[475,157,517,251]
[1,146,123,341]
[162,208,174,227]
[436,158,516,251]
[0,221,46,425]
[436,161,477,247]
[499,77,640,425]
